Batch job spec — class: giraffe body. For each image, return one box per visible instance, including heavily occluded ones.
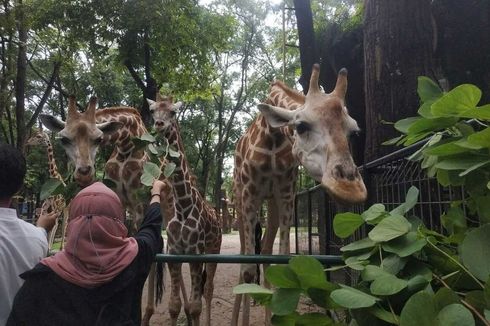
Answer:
[39,97,167,325]
[148,96,222,326]
[26,130,67,250]
[232,65,367,325]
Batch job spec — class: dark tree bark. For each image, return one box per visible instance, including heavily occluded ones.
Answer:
[432,0,490,103]
[14,0,27,150]
[363,0,436,162]
[294,0,319,94]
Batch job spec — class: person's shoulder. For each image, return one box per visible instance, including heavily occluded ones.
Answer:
[17,219,47,239]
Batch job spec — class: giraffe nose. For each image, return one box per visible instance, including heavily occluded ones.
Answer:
[155,120,164,128]
[77,166,92,176]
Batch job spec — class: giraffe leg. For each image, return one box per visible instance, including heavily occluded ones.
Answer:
[168,262,183,326]
[186,262,203,326]
[141,263,156,326]
[203,244,220,326]
[60,206,69,250]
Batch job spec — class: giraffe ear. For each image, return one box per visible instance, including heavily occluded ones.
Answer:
[96,121,123,135]
[258,103,295,128]
[39,114,65,132]
[173,101,183,111]
[147,98,156,107]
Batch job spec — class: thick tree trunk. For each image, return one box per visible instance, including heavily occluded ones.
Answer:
[432,0,490,103]
[15,0,27,150]
[294,0,319,94]
[363,0,436,162]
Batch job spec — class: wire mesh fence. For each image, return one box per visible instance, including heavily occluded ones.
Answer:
[294,141,466,257]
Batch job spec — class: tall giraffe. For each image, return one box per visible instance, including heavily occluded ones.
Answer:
[39,96,164,325]
[26,129,67,250]
[147,95,222,326]
[232,64,367,325]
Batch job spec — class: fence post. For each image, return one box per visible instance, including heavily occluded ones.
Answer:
[294,195,299,254]
[307,190,312,255]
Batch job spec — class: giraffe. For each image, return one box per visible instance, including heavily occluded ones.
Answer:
[39,96,165,325]
[231,64,367,325]
[147,95,222,326]
[26,129,67,250]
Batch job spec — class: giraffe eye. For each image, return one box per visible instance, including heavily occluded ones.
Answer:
[296,122,310,135]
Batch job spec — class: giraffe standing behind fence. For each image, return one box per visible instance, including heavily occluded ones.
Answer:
[232,64,367,325]
[26,129,67,250]
[148,95,222,326]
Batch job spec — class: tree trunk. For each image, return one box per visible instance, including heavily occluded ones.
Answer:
[432,0,490,103]
[15,0,27,150]
[294,0,319,94]
[363,0,436,162]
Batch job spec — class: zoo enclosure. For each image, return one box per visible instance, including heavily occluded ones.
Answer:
[294,141,466,256]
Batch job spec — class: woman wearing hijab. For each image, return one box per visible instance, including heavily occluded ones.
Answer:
[7,180,167,326]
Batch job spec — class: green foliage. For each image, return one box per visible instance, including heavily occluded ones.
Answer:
[236,79,490,325]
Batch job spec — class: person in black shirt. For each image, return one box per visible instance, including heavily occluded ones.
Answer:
[7,180,166,326]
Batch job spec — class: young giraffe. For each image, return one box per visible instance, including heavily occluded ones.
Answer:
[232,64,367,325]
[26,129,67,250]
[39,97,165,325]
[147,95,222,326]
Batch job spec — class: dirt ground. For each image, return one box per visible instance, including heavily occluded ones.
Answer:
[141,231,319,326]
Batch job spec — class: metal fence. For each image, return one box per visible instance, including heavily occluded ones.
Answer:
[294,141,466,257]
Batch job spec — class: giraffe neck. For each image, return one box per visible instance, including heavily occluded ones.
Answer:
[97,107,148,159]
[164,123,199,217]
[44,136,66,186]
[267,82,304,110]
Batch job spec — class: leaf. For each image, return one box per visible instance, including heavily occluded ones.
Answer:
[431,84,481,117]
[435,156,489,171]
[140,132,156,142]
[434,288,460,312]
[368,215,411,242]
[168,147,180,158]
[382,232,427,257]
[460,224,490,281]
[143,161,161,178]
[233,283,273,295]
[341,237,377,252]
[271,313,296,326]
[330,285,379,309]
[289,256,334,291]
[370,274,408,295]
[390,186,419,215]
[368,306,399,324]
[418,76,443,103]
[382,136,404,145]
[362,203,387,224]
[265,265,300,288]
[395,117,420,134]
[270,288,302,316]
[361,265,391,282]
[436,304,475,326]
[467,127,490,148]
[333,212,364,238]
[163,162,176,177]
[459,160,490,177]
[40,178,63,200]
[140,172,155,187]
[399,291,436,326]
[407,117,459,134]
[424,141,471,156]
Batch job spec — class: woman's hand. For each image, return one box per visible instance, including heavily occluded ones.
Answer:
[150,179,166,204]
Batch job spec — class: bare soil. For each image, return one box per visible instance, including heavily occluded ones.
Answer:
[142,232,320,325]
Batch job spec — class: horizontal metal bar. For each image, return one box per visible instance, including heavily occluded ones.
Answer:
[155,254,343,265]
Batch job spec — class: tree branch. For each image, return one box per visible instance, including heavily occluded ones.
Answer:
[26,61,61,130]
[124,59,146,92]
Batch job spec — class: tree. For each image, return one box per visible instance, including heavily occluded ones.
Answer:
[363,0,436,162]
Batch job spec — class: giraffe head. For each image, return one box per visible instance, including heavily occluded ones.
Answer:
[39,96,122,187]
[26,129,50,147]
[258,64,367,204]
[146,94,183,133]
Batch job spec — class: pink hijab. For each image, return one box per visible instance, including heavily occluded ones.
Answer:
[41,182,138,288]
